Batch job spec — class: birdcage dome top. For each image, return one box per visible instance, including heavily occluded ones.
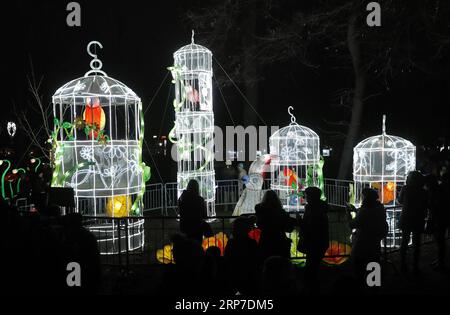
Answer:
[52,75,140,101]
[270,123,319,141]
[353,123,416,183]
[174,43,212,56]
[355,134,414,151]
[269,107,320,165]
[53,41,140,102]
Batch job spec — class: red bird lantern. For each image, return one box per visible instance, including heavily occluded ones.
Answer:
[83,96,106,139]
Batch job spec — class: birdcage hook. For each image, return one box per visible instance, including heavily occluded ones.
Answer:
[85,40,107,76]
[288,106,297,124]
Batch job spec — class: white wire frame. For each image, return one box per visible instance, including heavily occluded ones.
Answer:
[353,133,416,207]
[269,119,321,211]
[173,40,216,216]
[52,74,145,218]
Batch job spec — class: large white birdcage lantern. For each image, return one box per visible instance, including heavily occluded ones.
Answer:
[353,115,416,207]
[169,31,215,216]
[51,41,149,254]
[270,107,321,211]
[353,115,416,247]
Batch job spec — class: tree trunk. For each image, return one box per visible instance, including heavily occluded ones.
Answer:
[338,14,366,179]
[242,3,258,128]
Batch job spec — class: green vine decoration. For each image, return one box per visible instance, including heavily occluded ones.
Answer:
[131,101,151,216]
[288,156,326,201]
[167,65,186,144]
[349,182,356,206]
[305,156,326,201]
[52,117,110,145]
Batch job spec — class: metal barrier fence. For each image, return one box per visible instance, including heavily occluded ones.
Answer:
[15,197,32,212]
[215,180,243,206]
[143,183,165,214]
[324,178,352,208]
[142,180,243,216]
[13,178,352,215]
[140,178,351,215]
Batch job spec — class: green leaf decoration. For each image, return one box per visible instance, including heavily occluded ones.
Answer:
[62,122,72,129]
[143,165,151,182]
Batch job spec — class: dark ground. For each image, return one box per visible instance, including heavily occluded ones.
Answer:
[97,240,450,295]
[96,203,450,295]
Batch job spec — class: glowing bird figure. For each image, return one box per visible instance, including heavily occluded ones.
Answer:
[185,85,200,104]
[83,96,106,139]
[283,168,299,189]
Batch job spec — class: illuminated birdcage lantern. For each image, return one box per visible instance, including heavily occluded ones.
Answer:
[51,41,149,254]
[169,31,215,216]
[353,115,416,247]
[270,107,321,211]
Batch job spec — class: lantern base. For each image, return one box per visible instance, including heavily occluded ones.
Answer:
[84,217,145,255]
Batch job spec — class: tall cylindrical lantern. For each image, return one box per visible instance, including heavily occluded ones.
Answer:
[169,32,215,216]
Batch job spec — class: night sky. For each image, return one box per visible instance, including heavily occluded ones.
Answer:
[2,0,449,179]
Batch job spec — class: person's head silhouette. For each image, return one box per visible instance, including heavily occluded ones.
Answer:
[305,186,322,204]
[186,179,200,196]
[361,188,379,206]
[406,170,424,187]
[261,190,283,211]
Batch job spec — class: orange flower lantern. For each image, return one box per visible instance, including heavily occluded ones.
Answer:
[322,241,352,265]
[156,244,174,264]
[202,232,228,256]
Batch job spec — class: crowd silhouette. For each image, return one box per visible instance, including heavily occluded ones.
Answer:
[172,169,449,296]
[1,200,100,295]
[1,167,449,295]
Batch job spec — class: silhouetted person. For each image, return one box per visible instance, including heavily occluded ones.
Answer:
[255,190,296,262]
[432,172,450,270]
[224,216,259,295]
[297,187,329,293]
[160,234,207,295]
[399,171,427,272]
[178,179,210,243]
[62,213,101,294]
[25,205,65,294]
[203,246,228,295]
[349,188,388,287]
[261,256,297,296]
